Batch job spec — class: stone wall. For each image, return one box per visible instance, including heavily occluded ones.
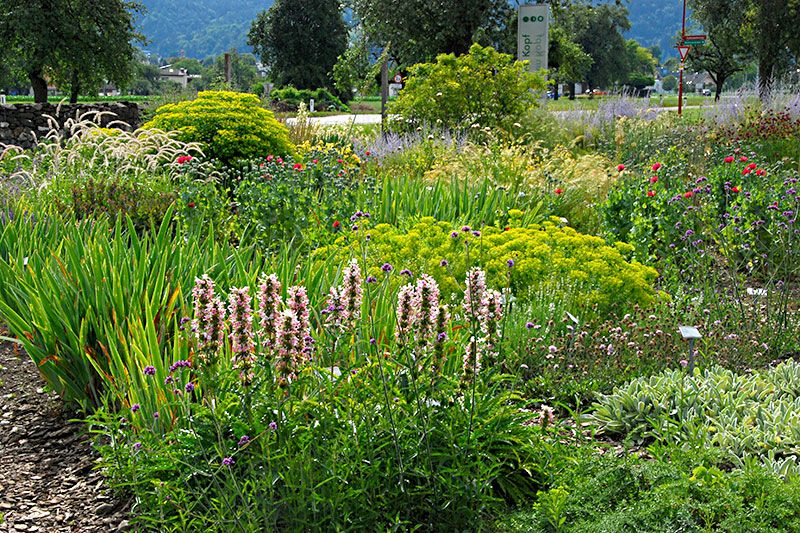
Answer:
[0,102,141,149]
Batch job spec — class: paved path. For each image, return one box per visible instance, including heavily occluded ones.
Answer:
[294,105,712,126]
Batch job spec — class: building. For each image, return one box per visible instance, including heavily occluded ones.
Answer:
[158,65,201,88]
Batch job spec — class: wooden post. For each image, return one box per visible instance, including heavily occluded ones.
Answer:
[380,58,389,133]
[224,53,232,86]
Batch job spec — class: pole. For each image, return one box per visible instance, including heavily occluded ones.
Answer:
[678,63,684,117]
[682,0,687,38]
[380,58,389,133]
[224,53,232,86]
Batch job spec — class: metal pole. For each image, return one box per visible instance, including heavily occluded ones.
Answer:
[682,0,687,38]
[678,63,684,117]
[688,338,695,373]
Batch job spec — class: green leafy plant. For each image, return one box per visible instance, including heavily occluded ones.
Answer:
[389,43,546,132]
[143,90,295,164]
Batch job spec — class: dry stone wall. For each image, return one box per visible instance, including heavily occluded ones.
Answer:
[0,102,141,149]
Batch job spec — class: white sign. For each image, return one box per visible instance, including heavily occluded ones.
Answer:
[518,4,549,72]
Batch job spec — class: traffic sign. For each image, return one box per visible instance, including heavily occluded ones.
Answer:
[678,45,691,61]
[393,73,402,84]
[682,39,705,45]
[683,34,707,41]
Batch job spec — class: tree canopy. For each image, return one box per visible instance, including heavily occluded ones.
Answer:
[248,0,346,91]
[0,0,144,102]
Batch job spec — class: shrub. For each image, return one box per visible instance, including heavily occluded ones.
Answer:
[143,90,295,164]
[270,86,350,112]
[314,217,659,317]
[389,43,546,132]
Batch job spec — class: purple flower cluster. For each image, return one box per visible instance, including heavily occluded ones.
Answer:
[257,274,282,350]
[191,275,226,366]
[324,259,363,331]
[228,287,256,386]
[275,309,301,386]
[462,268,504,377]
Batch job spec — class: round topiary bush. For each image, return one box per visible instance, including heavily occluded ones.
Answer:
[143,90,295,163]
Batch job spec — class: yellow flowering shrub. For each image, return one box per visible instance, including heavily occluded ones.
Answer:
[143,90,295,163]
[315,217,658,316]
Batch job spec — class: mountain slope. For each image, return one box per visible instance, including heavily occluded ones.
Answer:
[137,0,272,59]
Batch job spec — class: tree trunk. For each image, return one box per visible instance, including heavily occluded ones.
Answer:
[714,75,725,102]
[758,59,774,103]
[29,70,48,103]
[568,82,575,100]
[69,71,80,104]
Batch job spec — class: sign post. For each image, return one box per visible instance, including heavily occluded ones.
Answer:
[518,4,549,72]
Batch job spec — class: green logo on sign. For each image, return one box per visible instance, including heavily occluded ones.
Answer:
[523,16,529,22]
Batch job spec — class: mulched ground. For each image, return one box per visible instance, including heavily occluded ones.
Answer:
[0,334,130,532]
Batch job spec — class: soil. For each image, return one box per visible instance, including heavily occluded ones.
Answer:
[0,333,130,532]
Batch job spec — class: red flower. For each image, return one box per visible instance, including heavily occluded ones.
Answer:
[277,157,284,164]
[756,169,766,176]
[332,220,341,230]
[336,158,344,164]
[616,164,625,172]
[365,151,371,157]
[649,176,658,184]
[554,188,564,195]
[293,163,303,170]
[742,168,752,175]
[740,156,748,162]
[730,186,740,193]
[652,162,661,172]
[684,191,694,199]
[187,201,196,208]
[267,155,274,162]
[176,155,193,164]
[504,226,510,231]
[647,190,656,197]
[312,159,318,164]
[724,156,735,163]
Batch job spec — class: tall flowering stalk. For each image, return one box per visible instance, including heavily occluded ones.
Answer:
[432,305,450,374]
[323,286,346,329]
[463,268,487,379]
[482,289,503,365]
[341,259,363,326]
[395,284,417,343]
[413,275,440,350]
[228,287,256,386]
[275,309,301,387]
[463,267,487,322]
[191,275,226,367]
[287,285,312,358]
[257,274,282,350]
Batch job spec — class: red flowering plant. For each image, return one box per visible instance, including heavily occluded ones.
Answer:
[233,147,377,248]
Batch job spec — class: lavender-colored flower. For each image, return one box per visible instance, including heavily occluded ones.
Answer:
[132,442,142,451]
[153,411,159,419]
[131,403,140,413]
[381,262,394,273]
[287,285,312,357]
[185,382,195,393]
[472,230,481,237]
[400,269,413,277]
[238,435,250,447]
[366,275,378,284]
[257,273,282,350]
[268,421,278,430]
[525,322,535,330]
[275,309,301,386]
[222,457,234,466]
[395,284,417,342]
[169,360,192,373]
[143,365,156,376]
[440,259,449,267]
[506,259,515,268]
[450,231,458,238]
[229,287,256,386]
[461,226,471,232]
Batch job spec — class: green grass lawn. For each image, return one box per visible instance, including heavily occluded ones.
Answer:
[4,95,154,104]
[544,93,714,111]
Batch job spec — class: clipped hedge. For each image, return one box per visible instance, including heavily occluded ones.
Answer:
[144,90,294,163]
[270,86,349,112]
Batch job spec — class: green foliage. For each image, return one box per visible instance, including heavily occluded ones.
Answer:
[389,44,546,132]
[501,451,800,532]
[590,362,800,476]
[0,0,145,102]
[315,217,658,316]
[248,0,346,91]
[144,91,295,164]
[269,86,349,112]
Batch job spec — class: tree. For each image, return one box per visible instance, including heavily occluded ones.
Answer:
[248,0,346,91]
[624,39,657,94]
[353,0,510,66]
[662,74,678,92]
[690,0,800,100]
[686,0,753,101]
[0,0,144,103]
[202,51,260,93]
